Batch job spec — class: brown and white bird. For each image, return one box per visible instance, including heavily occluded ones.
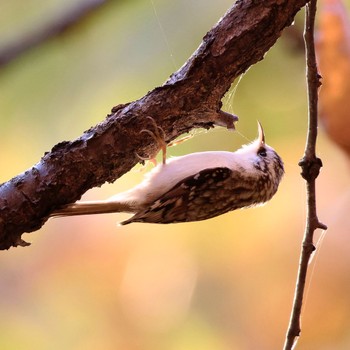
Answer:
[51,122,284,224]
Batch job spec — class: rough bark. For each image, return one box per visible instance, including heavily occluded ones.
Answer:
[0,0,308,250]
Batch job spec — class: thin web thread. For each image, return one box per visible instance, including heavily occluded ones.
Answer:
[150,0,177,69]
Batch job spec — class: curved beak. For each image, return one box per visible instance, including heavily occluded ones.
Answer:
[257,121,265,146]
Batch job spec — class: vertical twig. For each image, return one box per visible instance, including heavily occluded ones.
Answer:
[283,1,327,349]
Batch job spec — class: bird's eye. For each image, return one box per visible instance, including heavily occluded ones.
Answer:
[258,147,267,157]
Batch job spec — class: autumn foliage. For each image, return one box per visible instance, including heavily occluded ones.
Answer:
[317,0,350,158]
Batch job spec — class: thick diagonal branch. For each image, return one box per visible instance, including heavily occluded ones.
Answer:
[0,0,308,250]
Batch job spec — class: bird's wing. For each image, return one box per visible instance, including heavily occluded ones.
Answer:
[120,167,235,224]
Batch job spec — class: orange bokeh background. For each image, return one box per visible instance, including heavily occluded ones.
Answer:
[1,1,350,349]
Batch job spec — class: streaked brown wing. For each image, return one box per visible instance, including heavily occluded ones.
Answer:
[121,167,234,224]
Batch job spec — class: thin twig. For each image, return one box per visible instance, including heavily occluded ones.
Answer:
[283,1,327,349]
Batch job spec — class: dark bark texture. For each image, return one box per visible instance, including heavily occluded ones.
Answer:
[0,0,308,249]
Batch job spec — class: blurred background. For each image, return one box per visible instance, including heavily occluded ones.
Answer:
[0,0,350,349]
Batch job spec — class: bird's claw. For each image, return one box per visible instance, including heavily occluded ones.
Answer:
[138,116,167,165]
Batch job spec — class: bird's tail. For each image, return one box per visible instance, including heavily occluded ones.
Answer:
[50,200,135,218]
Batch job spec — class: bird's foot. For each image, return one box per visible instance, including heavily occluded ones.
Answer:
[136,116,167,165]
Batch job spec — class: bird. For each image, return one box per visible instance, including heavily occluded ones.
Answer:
[51,121,284,225]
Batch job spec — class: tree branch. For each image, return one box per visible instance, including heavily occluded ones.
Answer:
[283,1,327,349]
[0,0,309,250]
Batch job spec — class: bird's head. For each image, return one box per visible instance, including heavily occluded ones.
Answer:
[235,122,284,186]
